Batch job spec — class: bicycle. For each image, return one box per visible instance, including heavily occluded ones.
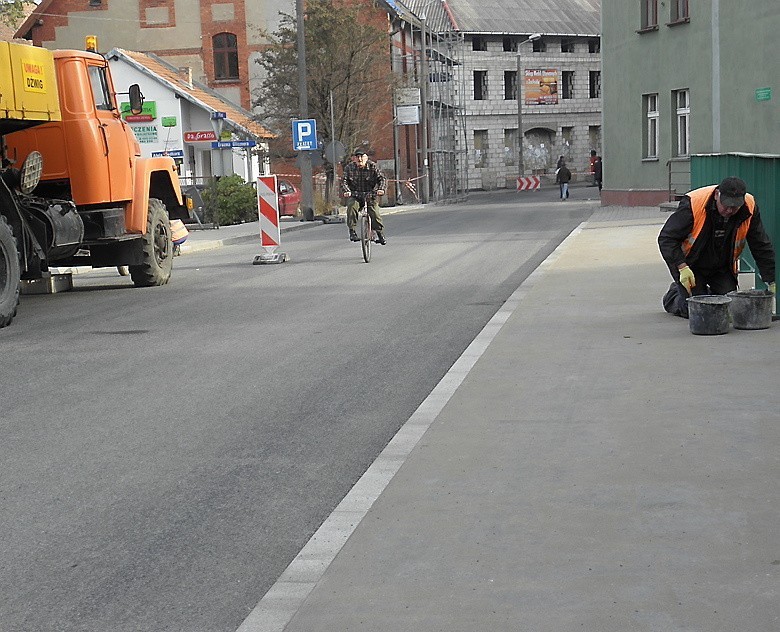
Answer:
[355,192,377,263]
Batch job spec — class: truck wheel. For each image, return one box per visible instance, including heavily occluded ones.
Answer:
[0,215,21,328]
[129,198,173,287]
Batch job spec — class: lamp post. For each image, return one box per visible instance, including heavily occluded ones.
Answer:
[516,33,542,179]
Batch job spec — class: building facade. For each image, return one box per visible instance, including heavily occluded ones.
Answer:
[383,0,602,197]
[107,48,274,185]
[601,0,779,205]
[461,30,602,190]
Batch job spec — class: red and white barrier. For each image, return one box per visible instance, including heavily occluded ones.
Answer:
[516,176,541,191]
[257,175,280,252]
[254,175,287,264]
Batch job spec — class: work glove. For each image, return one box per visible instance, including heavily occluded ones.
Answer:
[678,265,696,294]
[766,281,776,295]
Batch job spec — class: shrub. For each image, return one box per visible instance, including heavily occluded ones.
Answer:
[202,175,258,226]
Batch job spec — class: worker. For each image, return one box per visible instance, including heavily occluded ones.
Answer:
[658,176,775,318]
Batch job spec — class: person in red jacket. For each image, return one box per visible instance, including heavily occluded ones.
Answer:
[658,176,775,318]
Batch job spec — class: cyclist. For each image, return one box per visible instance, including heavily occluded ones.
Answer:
[342,150,387,245]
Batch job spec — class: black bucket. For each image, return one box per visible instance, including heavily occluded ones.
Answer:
[726,290,773,330]
[687,295,731,335]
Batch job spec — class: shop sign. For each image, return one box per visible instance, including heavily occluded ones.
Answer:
[121,100,157,122]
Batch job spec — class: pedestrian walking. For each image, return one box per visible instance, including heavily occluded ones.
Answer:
[658,176,775,318]
[555,161,572,200]
[594,156,603,191]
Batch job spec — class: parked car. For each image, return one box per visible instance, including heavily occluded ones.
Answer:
[278,180,301,216]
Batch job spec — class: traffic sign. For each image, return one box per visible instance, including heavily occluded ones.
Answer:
[292,118,318,151]
[211,111,227,119]
[210,140,257,149]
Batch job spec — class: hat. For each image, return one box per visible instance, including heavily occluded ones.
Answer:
[717,176,746,207]
[352,150,368,157]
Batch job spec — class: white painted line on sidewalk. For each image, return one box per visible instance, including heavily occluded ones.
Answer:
[235,226,586,632]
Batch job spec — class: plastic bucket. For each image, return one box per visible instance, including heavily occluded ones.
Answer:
[726,290,773,330]
[687,295,731,335]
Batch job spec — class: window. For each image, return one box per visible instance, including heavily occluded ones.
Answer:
[472,36,487,51]
[562,71,574,99]
[473,70,487,100]
[474,130,488,167]
[88,66,113,110]
[670,0,689,22]
[589,71,601,98]
[560,38,575,53]
[504,71,517,100]
[532,38,546,53]
[213,32,239,80]
[561,126,573,147]
[641,0,658,30]
[588,39,600,53]
[503,37,517,52]
[673,89,690,156]
[643,93,659,159]
[504,129,516,166]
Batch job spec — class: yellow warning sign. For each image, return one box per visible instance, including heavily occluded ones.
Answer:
[21,58,47,93]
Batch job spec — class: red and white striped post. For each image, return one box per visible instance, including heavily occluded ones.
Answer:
[253,175,288,264]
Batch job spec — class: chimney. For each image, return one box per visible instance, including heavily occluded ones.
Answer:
[178,67,193,88]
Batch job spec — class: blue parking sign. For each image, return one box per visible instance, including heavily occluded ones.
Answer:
[292,119,318,151]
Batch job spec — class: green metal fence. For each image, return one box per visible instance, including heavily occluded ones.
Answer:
[690,153,780,289]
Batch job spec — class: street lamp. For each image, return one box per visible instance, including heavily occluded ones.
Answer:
[517,33,542,179]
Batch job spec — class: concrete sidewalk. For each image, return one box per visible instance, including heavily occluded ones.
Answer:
[238,206,779,632]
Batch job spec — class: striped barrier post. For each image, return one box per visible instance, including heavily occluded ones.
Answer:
[516,176,541,191]
[253,175,288,264]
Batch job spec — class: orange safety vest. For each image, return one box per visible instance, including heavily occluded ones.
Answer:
[170,219,189,245]
[682,185,755,274]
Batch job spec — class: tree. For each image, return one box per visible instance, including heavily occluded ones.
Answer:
[0,0,35,29]
[254,0,391,168]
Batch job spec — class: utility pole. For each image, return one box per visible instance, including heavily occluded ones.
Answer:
[296,0,314,220]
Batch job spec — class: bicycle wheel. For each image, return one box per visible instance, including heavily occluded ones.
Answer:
[359,212,371,263]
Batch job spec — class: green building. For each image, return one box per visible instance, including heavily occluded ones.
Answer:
[601,0,778,206]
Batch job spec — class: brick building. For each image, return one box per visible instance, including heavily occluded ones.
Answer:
[15,0,290,112]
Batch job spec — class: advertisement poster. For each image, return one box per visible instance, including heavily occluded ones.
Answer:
[524,69,558,105]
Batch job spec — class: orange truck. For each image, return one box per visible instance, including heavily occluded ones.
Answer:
[0,39,189,327]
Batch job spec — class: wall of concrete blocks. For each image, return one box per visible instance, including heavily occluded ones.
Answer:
[459,34,602,191]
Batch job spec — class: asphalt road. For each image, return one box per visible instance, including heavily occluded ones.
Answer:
[0,187,599,631]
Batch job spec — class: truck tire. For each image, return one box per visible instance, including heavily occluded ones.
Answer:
[0,214,21,328]
[129,198,173,287]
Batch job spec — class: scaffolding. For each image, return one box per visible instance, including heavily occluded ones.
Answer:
[388,0,468,203]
